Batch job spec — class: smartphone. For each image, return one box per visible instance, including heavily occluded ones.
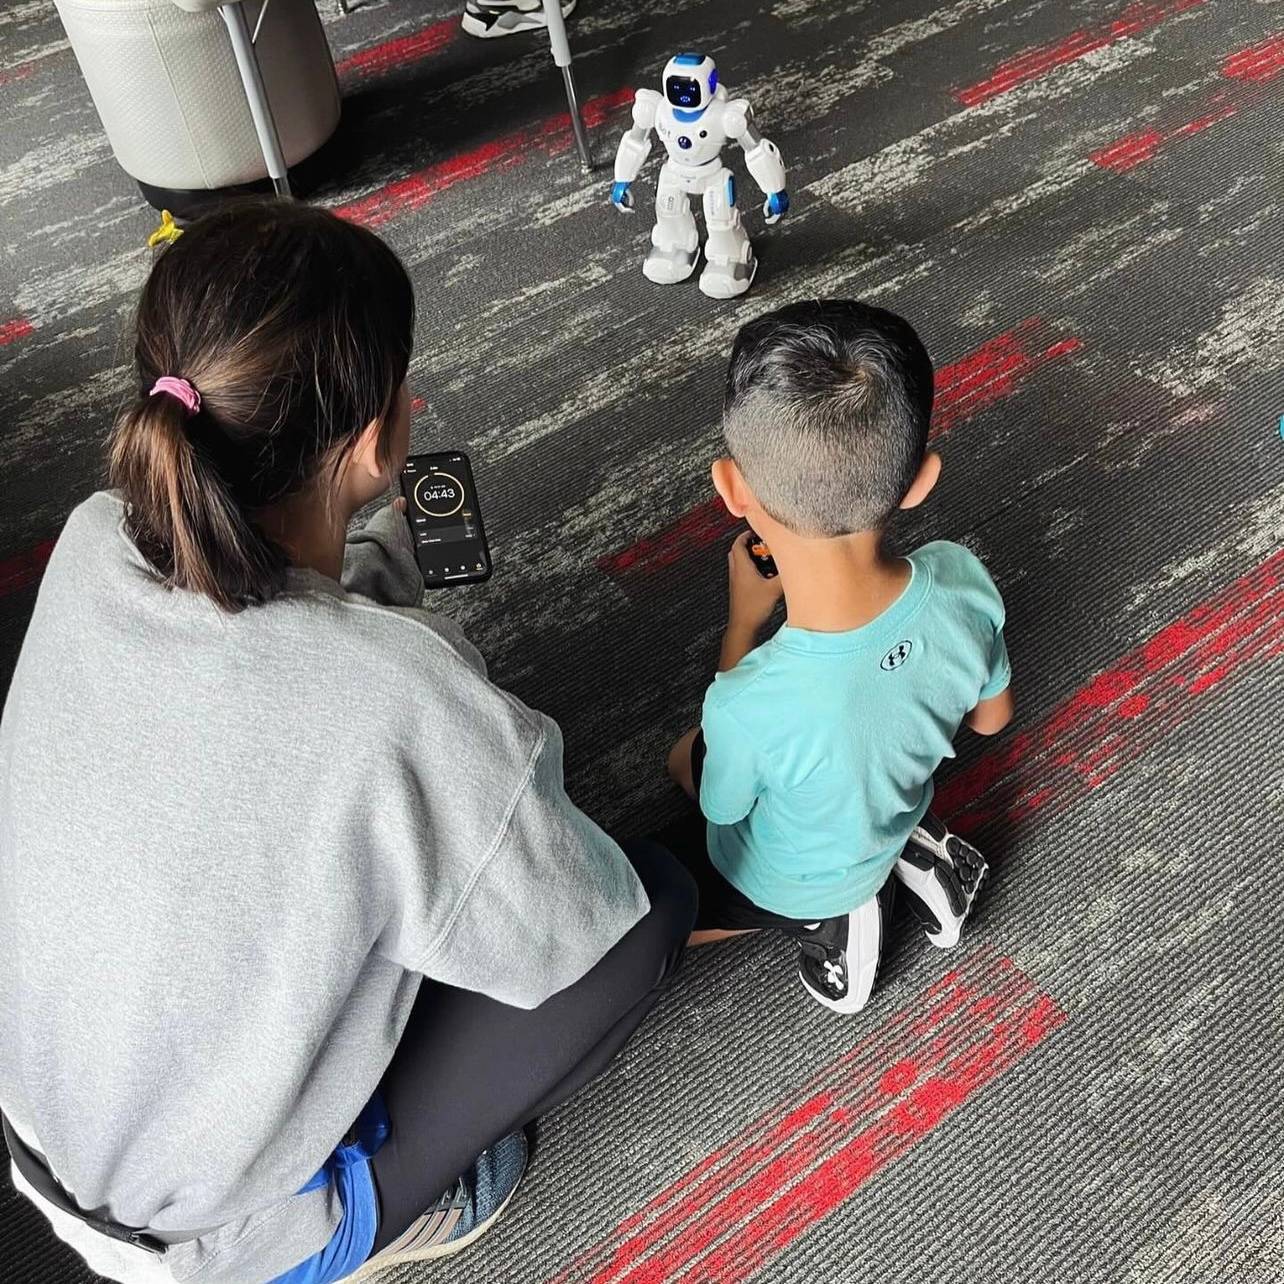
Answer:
[746,528,778,579]
[400,452,492,587]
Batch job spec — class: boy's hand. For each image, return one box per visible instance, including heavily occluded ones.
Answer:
[726,530,784,630]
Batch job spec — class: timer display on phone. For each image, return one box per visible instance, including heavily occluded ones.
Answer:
[399,452,491,587]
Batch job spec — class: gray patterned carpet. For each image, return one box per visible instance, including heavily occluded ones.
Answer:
[2,0,1283,1281]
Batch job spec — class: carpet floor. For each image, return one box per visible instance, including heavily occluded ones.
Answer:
[1,0,1282,1281]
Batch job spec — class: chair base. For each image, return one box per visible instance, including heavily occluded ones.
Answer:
[135,131,339,218]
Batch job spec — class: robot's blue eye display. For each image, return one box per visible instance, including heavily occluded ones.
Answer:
[666,76,702,108]
[678,136,692,149]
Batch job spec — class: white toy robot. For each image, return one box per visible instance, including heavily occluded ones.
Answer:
[611,53,789,299]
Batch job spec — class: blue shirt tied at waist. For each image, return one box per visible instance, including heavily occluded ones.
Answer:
[270,1094,389,1284]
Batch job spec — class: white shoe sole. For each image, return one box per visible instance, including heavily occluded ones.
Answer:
[461,0,576,38]
[348,1166,523,1278]
[798,895,882,1015]
[895,823,987,950]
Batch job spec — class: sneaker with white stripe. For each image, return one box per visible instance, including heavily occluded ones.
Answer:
[351,1130,527,1276]
[461,0,577,38]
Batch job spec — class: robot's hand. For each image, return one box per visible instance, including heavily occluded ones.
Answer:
[762,190,790,224]
[611,181,635,214]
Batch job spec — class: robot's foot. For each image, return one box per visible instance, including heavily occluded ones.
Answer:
[699,252,758,300]
[643,244,700,285]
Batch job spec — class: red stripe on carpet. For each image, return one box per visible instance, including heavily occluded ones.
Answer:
[335,87,634,228]
[547,950,1065,1284]
[1090,98,1239,171]
[0,539,55,598]
[334,18,457,81]
[572,961,986,1273]
[932,320,1081,439]
[597,321,1081,580]
[597,497,738,579]
[0,61,37,89]
[936,547,1284,830]
[955,0,1204,107]
[1222,32,1284,82]
[0,317,34,346]
[1090,126,1168,172]
[1091,30,1282,172]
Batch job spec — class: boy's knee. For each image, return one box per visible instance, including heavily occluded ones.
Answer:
[620,838,698,960]
[666,728,697,793]
[665,739,685,785]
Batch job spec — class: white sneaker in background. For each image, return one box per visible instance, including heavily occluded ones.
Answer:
[461,0,577,39]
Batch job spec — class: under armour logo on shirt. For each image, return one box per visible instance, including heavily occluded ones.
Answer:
[881,640,914,671]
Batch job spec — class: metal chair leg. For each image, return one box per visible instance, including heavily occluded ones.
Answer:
[220,1,292,196]
[541,0,592,171]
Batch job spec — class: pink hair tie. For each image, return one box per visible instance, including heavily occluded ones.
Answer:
[149,375,201,416]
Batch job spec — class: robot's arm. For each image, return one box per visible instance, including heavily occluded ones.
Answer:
[725,99,789,223]
[611,89,660,213]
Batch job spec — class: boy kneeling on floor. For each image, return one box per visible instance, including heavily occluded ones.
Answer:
[664,299,1014,1014]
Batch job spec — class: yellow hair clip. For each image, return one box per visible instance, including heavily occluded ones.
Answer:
[147,210,183,249]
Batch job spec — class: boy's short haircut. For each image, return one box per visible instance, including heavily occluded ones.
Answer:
[722,299,934,536]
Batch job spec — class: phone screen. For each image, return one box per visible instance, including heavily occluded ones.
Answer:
[400,452,491,587]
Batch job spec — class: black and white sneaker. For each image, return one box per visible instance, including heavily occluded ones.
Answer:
[894,811,988,950]
[795,884,891,1015]
[461,0,577,38]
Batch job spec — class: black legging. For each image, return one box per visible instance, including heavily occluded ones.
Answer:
[368,838,697,1253]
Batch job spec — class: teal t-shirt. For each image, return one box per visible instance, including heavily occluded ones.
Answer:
[699,541,1011,920]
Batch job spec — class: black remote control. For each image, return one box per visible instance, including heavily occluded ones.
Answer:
[746,529,778,579]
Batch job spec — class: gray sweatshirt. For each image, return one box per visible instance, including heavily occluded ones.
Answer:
[0,491,648,1283]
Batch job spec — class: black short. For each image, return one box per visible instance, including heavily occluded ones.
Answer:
[656,732,815,935]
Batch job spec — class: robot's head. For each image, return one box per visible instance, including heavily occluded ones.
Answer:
[663,53,718,115]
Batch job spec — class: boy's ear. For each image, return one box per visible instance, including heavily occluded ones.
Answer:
[711,457,753,518]
[899,450,941,511]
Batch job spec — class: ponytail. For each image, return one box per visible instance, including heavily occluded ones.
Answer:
[112,199,414,611]
[109,393,286,612]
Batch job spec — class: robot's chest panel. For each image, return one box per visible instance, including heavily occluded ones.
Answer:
[656,105,726,167]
